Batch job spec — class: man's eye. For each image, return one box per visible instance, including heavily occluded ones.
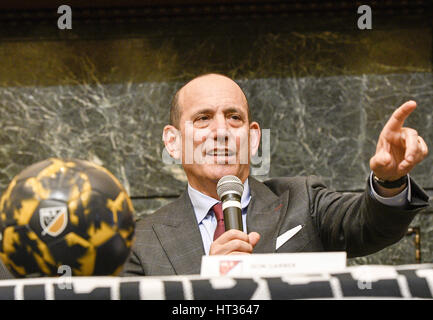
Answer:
[196,115,209,121]
[230,115,241,120]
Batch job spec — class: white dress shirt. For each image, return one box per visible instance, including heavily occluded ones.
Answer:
[188,178,251,255]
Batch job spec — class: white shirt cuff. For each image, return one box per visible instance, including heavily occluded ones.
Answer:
[369,172,411,207]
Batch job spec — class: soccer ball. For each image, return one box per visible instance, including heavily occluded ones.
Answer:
[0,158,135,277]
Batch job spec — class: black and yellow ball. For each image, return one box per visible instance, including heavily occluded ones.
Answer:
[0,158,135,277]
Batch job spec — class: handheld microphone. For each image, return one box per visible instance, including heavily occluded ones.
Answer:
[216,175,244,232]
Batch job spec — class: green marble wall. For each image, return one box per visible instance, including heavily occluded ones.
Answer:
[0,15,431,264]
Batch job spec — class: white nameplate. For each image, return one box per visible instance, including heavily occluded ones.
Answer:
[200,252,347,277]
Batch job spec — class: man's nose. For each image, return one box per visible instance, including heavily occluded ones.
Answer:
[211,114,229,139]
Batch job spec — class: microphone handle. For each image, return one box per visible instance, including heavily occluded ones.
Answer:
[222,193,243,232]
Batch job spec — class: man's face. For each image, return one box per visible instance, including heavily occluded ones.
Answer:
[176,75,260,186]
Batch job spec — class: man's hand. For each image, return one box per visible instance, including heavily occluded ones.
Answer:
[370,100,428,195]
[209,230,260,255]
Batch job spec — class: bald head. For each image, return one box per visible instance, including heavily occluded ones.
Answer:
[163,73,262,195]
[170,73,251,128]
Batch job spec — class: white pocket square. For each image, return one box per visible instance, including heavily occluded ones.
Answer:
[276,224,304,250]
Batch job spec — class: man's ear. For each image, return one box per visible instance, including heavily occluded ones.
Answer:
[163,125,182,160]
[249,121,261,157]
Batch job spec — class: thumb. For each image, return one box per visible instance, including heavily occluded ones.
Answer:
[248,232,261,248]
[370,149,392,170]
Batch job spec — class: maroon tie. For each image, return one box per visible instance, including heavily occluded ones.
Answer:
[212,202,225,240]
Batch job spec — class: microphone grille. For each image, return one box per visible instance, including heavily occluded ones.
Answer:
[216,175,244,199]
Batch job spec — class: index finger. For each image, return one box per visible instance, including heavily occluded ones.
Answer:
[383,100,417,132]
[215,229,249,244]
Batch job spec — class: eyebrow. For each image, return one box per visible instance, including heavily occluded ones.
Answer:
[191,107,246,119]
[224,107,245,116]
[191,108,214,118]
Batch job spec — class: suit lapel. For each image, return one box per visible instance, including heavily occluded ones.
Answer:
[152,191,205,275]
[247,177,290,253]
[152,177,299,274]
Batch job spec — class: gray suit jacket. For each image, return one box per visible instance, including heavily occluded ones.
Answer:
[123,175,430,276]
[0,259,13,279]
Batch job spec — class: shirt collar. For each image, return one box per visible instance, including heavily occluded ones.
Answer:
[188,178,251,225]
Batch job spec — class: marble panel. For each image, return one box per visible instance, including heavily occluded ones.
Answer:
[1,72,431,197]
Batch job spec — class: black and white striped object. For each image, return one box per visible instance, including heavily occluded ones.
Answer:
[0,264,431,300]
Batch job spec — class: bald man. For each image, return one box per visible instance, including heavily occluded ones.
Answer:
[123,73,430,276]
